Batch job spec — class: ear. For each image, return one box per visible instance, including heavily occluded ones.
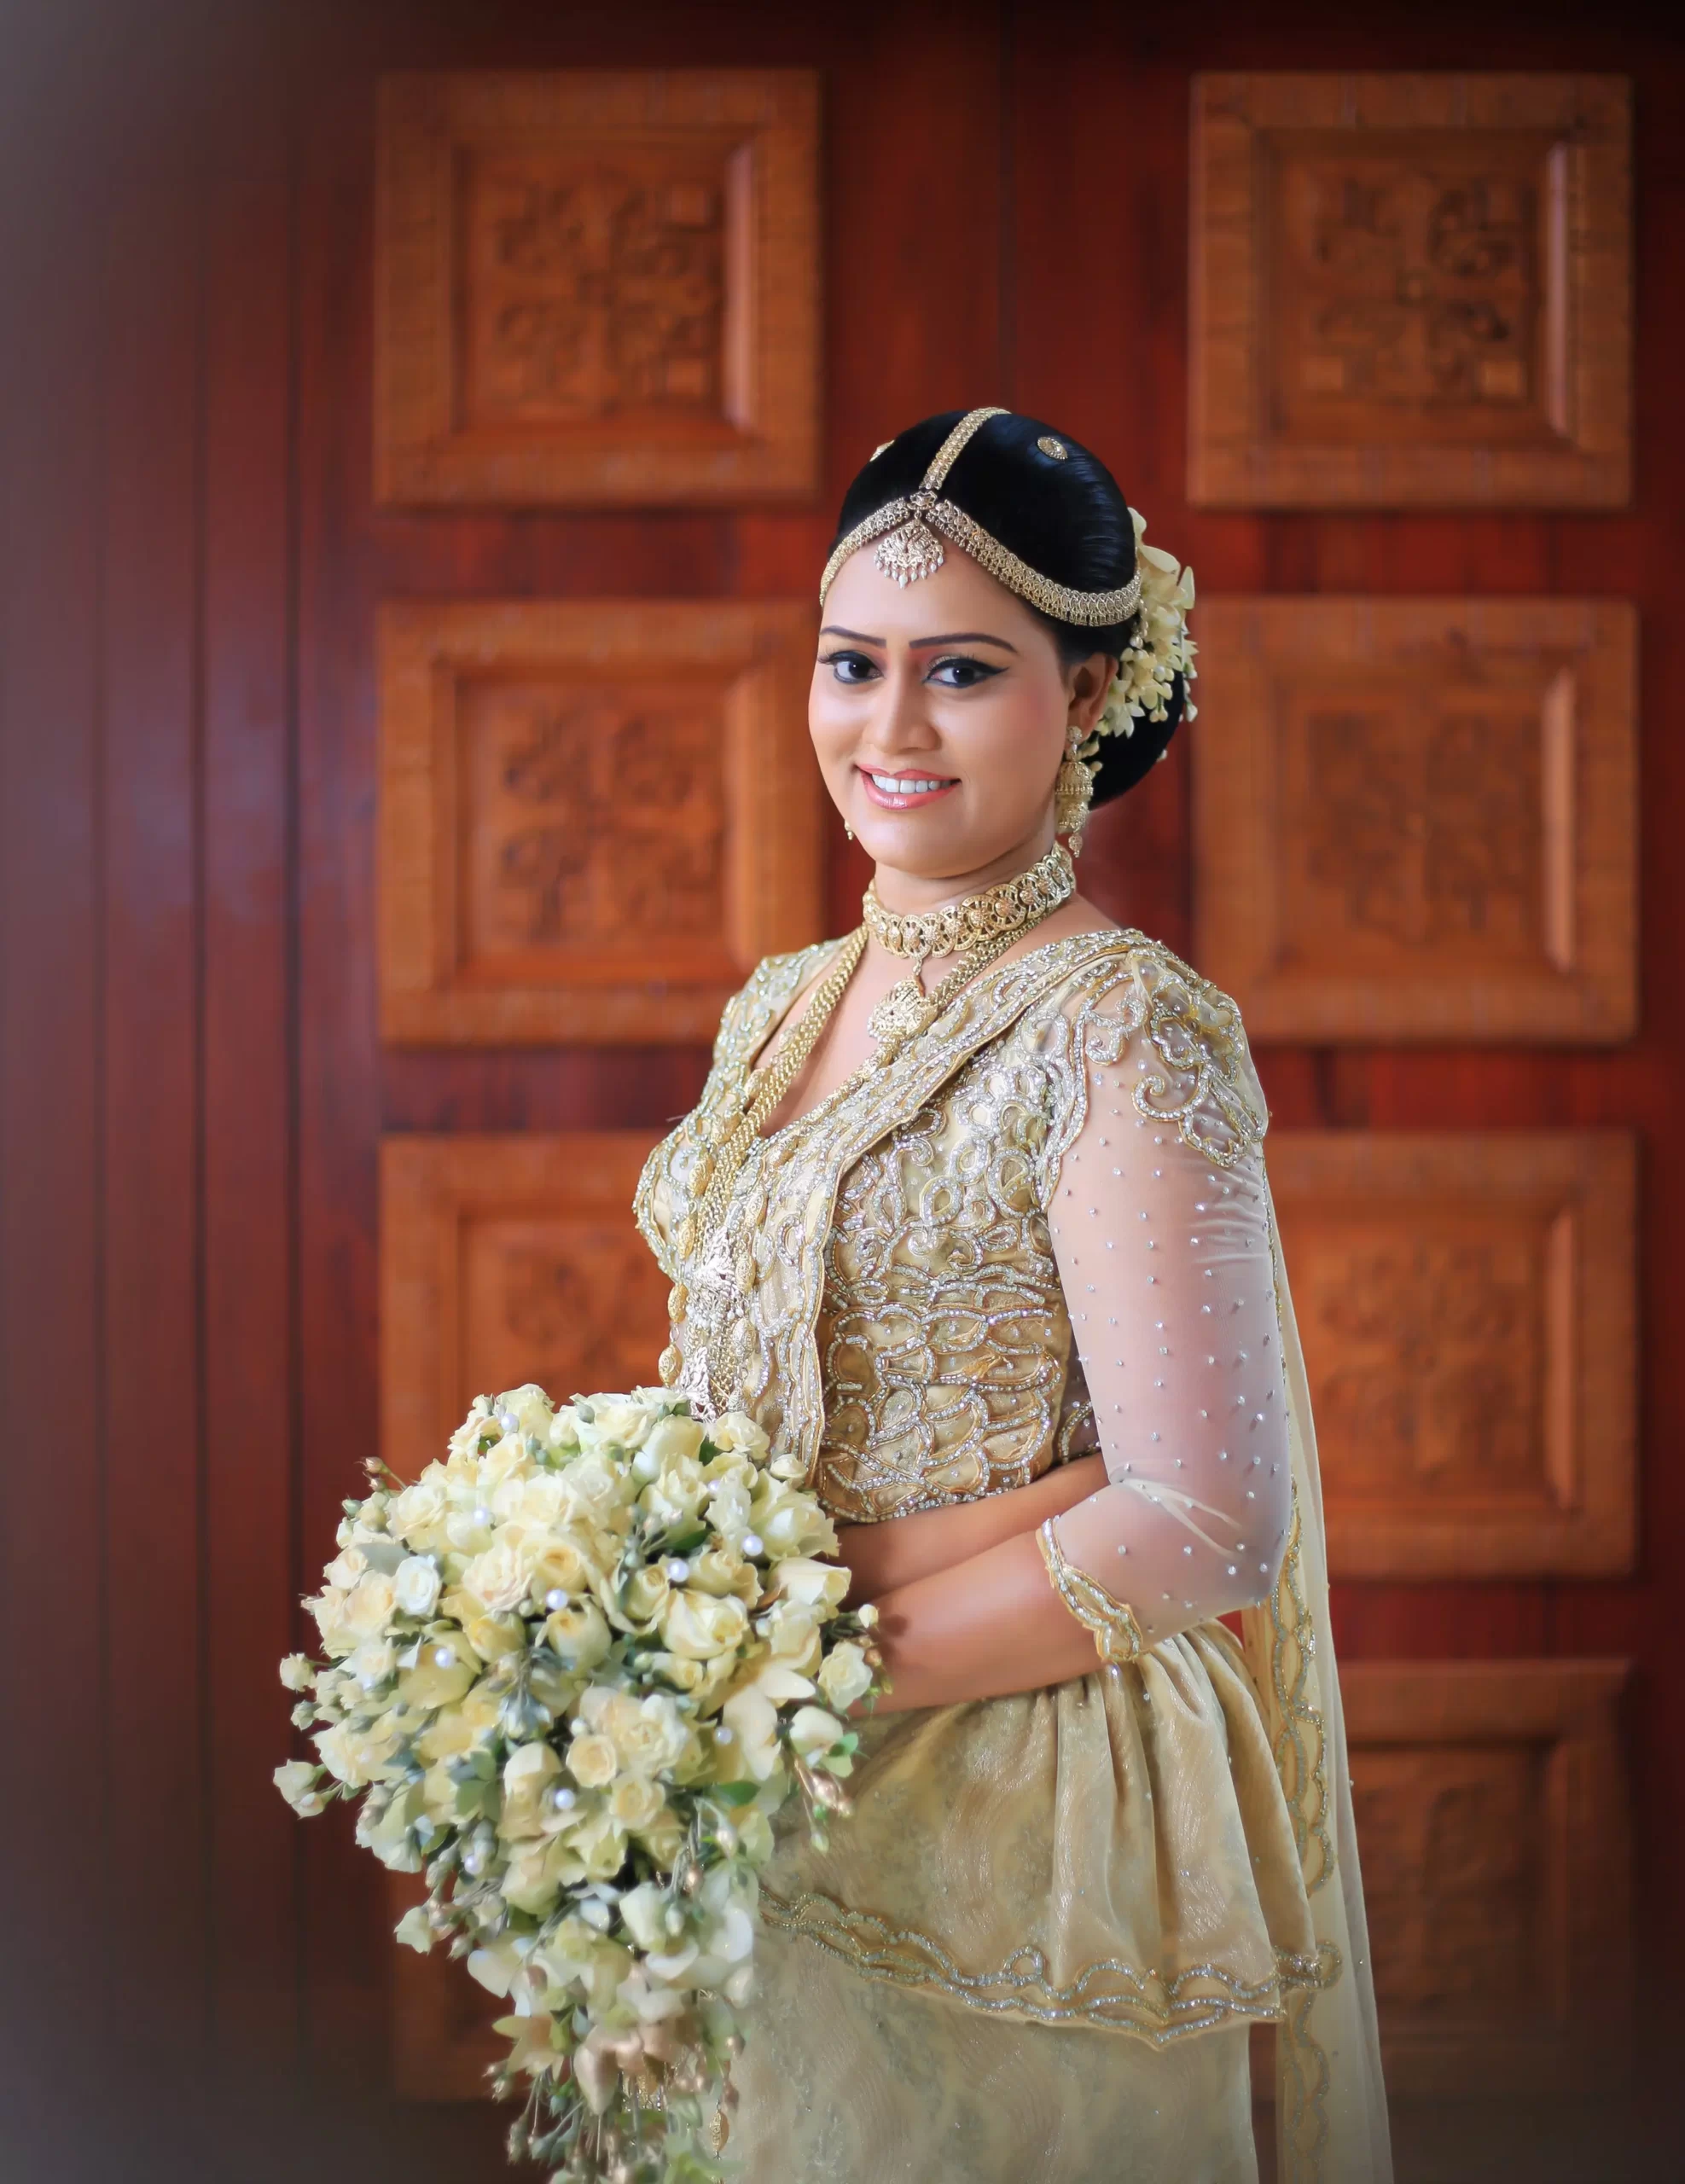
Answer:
[1063,651,1117,736]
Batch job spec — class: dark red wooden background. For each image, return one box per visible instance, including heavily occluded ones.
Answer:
[3,3,1682,2178]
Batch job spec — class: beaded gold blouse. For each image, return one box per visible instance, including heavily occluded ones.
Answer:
[636,927,1289,1647]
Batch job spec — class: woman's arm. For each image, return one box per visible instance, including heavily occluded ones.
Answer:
[868,995,1293,1712]
[834,1453,1107,1602]
[869,1528,1099,1711]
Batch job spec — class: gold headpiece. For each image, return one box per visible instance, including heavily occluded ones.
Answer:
[819,408,1144,628]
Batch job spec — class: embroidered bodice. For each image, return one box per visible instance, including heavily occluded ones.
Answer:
[636,928,1292,1645]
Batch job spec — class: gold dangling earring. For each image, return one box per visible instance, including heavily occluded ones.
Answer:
[1055,723,1095,858]
[844,822,855,841]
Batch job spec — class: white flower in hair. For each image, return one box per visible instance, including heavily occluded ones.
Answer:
[1094,509,1197,752]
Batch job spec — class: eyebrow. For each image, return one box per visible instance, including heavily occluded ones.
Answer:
[909,631,1018,653]
[816,625,1020,654]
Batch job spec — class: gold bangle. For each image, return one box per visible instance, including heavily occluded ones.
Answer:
[1037,1519,1143,1667]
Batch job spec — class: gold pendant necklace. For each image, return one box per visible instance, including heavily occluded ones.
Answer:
[671,848,1074,1269]
[863,842,1074,1044]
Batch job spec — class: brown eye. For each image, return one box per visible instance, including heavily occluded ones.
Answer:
[928,655,1002,689]
[819,650,879,684]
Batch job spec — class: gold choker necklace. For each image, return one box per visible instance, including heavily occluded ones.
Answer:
[863,843,1074,962]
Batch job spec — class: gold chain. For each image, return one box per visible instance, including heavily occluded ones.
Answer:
[675,927,868,1258]
[673,863,1072,1267]
[863,842,1074,961]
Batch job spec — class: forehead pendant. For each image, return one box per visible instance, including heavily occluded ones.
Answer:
[874,490,945,587]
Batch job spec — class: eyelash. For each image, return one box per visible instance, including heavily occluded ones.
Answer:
[818,651,1003,689]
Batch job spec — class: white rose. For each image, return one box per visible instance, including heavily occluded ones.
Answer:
[588,1689,690,1777]
[346,1638,396,1688]
[707,1413,770,1459]
[397,1635,480,1711]
[558,1454,630,1520]
[661,1589,749,1663]
[719,1687,781,1782]
[393,1555,441,1618]
[561,1805,629,1882]
[761,1600,822,1674]
[340,1571,397,1641]
[640,1455,708,1529]
[499,1384,555,1438]
[388,1476,449,1546]
[642,1414,706,1467]
[499,1740,565,1841]
[462,1539,532,1614]
[609,1774,667,1832]
[685,1542,758,1603]
[278,1653,317,1693]
[587,1402,651,1451]
[529,1534,602,1602]
[618,1879,671,1953]
[541,1600,611,1671]
[789,1705,846,1757]
[705,1478,755,1545]
[816,1641,874,1711]
[751,1480,837,1559]
[567,1733,619,1789]
[767,1557,850,1610]
[273,1759,325,1815]
[324,1546,368,1593]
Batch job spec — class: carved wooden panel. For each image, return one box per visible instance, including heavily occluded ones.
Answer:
[1190,73,1630,507]
[1342,1659,1631,2095]
[1268,1132,1635,1579]
[1194,598,1637,1043]
[381,1134,671,1485]
[376,71,819,503]
[381,600,822,1044]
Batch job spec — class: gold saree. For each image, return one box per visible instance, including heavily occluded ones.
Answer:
[636,932,1391,2182]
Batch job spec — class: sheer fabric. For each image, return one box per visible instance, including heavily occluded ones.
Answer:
[1045,1014,1291,1645]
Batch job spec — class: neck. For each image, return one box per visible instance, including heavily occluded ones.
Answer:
[869,817,1059,916]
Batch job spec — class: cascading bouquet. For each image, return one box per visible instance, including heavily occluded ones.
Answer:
[275,1382,885,2182]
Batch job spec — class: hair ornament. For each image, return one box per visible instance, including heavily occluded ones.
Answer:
[1095,509,1197,744]
[820,407,1144,627]
[1037,435,1068,460]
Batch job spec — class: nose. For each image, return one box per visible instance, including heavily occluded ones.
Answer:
[861,657,942,761]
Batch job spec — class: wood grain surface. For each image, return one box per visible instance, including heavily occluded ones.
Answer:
[3,3,1683,2180]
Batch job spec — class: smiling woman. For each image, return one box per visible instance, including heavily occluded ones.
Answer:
[633,410,1391,2183]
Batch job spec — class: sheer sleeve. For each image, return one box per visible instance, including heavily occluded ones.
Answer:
[1037,950,1292,1648]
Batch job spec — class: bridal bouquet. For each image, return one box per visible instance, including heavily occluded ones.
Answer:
[275,1383,885,2182]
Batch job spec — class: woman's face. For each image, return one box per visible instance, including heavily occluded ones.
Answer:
[810,546,1113,886]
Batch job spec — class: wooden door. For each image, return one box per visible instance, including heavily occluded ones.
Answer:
[3,3,1681,2178]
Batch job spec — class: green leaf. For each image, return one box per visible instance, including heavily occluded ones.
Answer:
[709,1781,758,1807]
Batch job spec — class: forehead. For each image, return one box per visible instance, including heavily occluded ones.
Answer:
[821,544,1055,654]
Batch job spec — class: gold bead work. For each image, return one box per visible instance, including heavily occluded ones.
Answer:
[1037,1517,1144,1667]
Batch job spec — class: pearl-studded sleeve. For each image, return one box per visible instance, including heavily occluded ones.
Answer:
[1037,952,1292,1647]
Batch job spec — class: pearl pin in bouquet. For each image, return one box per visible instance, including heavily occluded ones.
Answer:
[276,1384,886,2182]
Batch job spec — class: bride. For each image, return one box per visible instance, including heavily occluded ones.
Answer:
[636,410,1391,2182]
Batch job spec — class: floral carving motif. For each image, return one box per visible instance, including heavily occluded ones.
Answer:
[1351,1743,1541,2013]
[461,680,724,963]
[1272,141,1546,439]
[1294,1230,1543,1501]
[465,1223,671,1406]
[462,154,725,423]
[1288,696,1539,958]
